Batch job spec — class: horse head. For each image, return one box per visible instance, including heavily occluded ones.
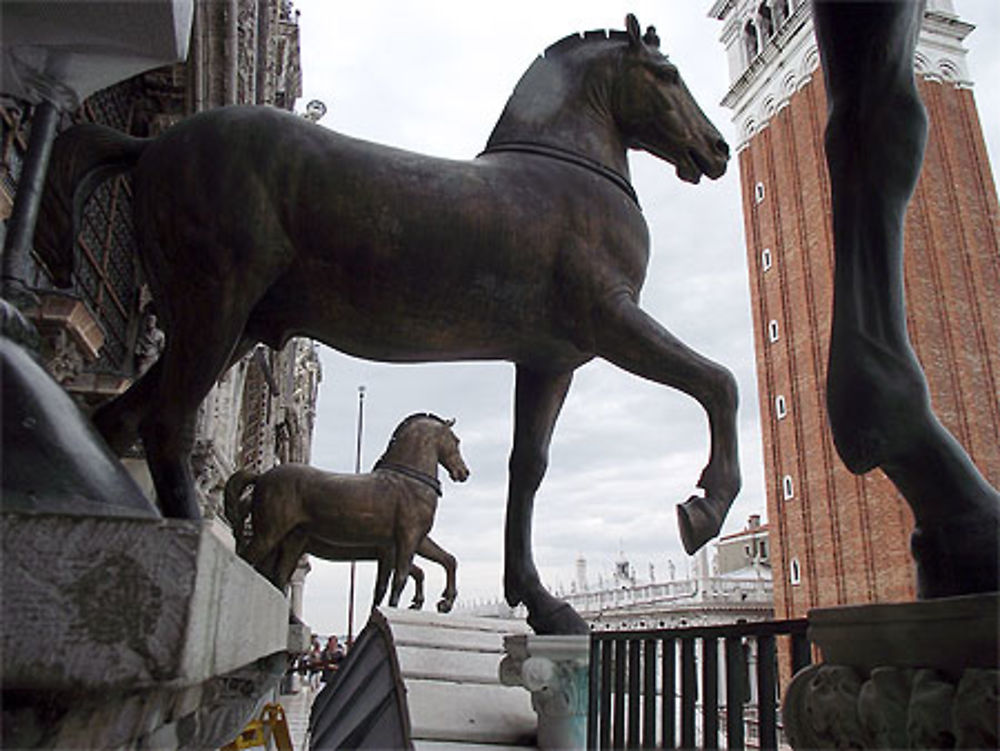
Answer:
[436,417,470,484]
[486,14,728,187]
[613,14,729,184]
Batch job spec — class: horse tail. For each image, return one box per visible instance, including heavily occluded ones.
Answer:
[34,123,148,287]
[224,468,258,537]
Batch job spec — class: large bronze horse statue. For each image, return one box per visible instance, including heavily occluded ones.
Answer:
[225,413,467,612]
[36,15,736,633]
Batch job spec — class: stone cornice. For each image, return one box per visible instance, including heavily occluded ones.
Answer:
[718,3,976,153]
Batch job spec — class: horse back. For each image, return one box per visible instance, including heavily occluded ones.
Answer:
[131,106,650,364]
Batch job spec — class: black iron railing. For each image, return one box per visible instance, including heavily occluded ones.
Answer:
[587,619,811,750]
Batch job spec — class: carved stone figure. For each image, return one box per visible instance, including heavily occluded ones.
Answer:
[813,0,999,596]
[133,308,165,376]
[35,15,735,634]
[224,414,467,612]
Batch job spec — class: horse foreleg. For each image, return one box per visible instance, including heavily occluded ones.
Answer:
[415,535,457,613]
[594,294,741,554]
[408,562,425,610]
[814,0,1000,597]
[389,534,420,607]
[505,365,587,635]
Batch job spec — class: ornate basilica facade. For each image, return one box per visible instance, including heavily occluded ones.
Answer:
[0,0,321,518]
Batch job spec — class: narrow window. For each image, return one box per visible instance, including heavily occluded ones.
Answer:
[754,181,765,203]
[761,247,772,271]
[768,319,779,342]
[744,21,759,61]
[759,2,774,38]
[790,557,801,585]
[775,394,787,419]
[760,540,768,559]
[782,474,794,500]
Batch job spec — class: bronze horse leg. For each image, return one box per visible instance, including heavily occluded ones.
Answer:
[407,562,426,610]
[415,535,457,613]
[271,527,310,589]
[593,293,741,554]
[131,299,252,519]
[388,527,425,608]
[373,550,393,607]
[504,365,585,634]
[91,359,163,454]
[814,0,1000,597]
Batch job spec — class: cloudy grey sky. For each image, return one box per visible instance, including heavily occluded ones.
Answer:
[292,1,1000,637]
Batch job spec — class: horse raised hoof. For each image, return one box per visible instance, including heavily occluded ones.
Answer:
[677,494,727,555]
[436,597,454,614]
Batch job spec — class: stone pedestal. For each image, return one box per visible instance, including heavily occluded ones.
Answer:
[499,634,590,750]
[1,513,295,749]
[783,594,999,749]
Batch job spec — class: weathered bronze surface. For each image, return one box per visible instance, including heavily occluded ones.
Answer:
[36,15,736,634]
[814,0,999,596]
[224,414,467,612]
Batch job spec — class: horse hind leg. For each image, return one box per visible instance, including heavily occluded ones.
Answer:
[139,289,256,519]
[272,528,309,589]
[593,295,741,555]
[92,359,163,454]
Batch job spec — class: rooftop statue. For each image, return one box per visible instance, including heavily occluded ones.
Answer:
[35,15,735,634]
[224,413,466,613]
[814,0,999,596]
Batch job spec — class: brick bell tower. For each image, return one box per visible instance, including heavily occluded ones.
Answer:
[710,0,1000,620]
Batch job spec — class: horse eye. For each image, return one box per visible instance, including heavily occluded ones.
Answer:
[659,66,679,84]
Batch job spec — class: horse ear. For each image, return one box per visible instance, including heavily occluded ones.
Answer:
[626,14,642,48]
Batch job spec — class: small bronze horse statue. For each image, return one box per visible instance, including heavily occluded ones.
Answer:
[224,414,468,611]
[37,15,735,634]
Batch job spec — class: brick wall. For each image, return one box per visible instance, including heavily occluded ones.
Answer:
[740,71,1000,619]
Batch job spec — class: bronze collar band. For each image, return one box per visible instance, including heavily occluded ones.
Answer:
[374,460,442,496]
[480,141,639,208]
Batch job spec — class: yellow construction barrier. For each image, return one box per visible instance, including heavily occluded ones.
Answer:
[222,703,293,751]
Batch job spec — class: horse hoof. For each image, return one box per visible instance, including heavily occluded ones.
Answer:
[436,599,453,614]
[677,495,725,555]
[527,601,589,636]
[409,602,423,610]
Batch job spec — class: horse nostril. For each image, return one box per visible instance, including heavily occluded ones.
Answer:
[715,138,730,158]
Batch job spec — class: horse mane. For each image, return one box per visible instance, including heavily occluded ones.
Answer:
[542,29,630,60]
[541,21,661,61]
[394,412,448,434]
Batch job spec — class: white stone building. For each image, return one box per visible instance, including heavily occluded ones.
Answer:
[461,517,773,631]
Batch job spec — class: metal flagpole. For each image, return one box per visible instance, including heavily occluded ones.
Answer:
[347,385,365,646]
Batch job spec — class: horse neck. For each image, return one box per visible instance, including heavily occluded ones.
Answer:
[486,53,630,179]
[380,429,440,477]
